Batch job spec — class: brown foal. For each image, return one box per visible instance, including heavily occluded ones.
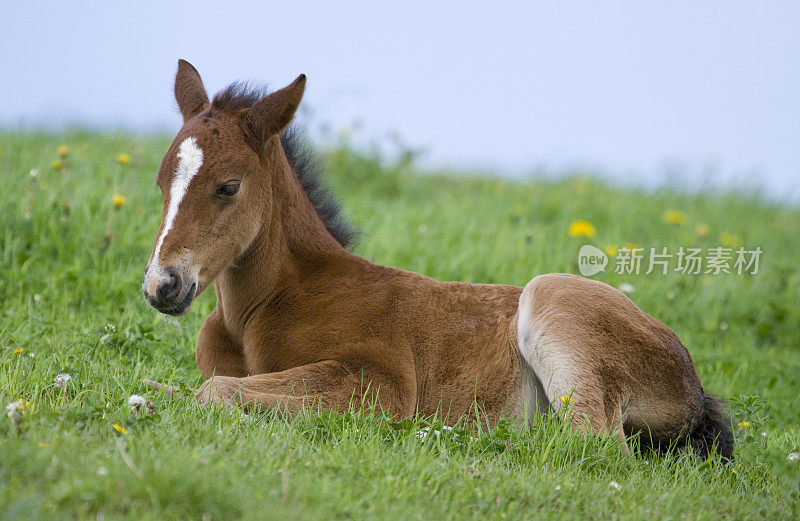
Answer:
[142,60,733,460]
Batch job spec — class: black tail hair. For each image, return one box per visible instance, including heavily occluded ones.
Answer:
[636,393,734,462]
[688,394,734,462]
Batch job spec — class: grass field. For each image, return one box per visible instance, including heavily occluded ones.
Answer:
[1,130,799,520]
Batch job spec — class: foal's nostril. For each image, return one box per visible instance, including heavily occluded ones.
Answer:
[156,269,181,302]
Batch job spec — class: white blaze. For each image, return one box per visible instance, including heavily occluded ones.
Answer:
[152,137,204,264]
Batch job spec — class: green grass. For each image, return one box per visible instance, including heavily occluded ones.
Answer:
[1,130,799,520]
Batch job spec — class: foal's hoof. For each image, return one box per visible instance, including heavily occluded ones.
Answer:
[142,379,182,397]
[194,376,240,405]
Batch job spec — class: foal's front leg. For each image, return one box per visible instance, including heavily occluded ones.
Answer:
[195,310,248,379]
[142,312,246,397]
[196,360,403,417]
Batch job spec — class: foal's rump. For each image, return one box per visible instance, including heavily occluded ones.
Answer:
[515,273,733,460]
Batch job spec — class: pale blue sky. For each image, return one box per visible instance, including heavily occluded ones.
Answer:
[2,1,798,197]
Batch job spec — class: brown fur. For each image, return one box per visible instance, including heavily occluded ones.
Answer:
[142,60,733,460]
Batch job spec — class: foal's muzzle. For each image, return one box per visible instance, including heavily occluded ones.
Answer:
[142,265,197,316]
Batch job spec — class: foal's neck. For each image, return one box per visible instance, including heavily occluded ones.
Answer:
[215,136,354,332]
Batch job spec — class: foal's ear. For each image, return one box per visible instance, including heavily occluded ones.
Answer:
[174,59,210,122]
[242,74,306,151]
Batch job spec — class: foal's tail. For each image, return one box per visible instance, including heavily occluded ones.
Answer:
[640,393,734,462]
[687,393,734,462]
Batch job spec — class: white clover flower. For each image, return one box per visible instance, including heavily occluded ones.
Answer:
[609,481,621,490]
[127,394,147,412]
[6,400,24,422]
[29,169,38,179]
[788,452,800,462]
[415,425,453,439]
[6,400,29,434]
[54,373,72,388]
[618,283,635,295]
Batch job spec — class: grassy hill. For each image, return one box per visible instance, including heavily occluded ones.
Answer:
[1,131,799,520]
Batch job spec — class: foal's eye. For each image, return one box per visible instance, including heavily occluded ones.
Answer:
[216,182,240,197]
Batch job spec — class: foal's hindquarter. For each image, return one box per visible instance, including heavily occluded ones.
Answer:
[516,274,727,454]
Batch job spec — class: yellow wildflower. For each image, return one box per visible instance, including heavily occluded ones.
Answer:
[51,160,63,170]
[111,194,126,208]
[113,424,127,434]
[721,232,742,248]
[560,395,572,405]
[604,244,618,257]
[116,153,131,165]
[13,348,24,355]
[568,220,596,238]
[737,421,750,428]
[57,144,69,157]
[662,210,687,225]
[695,223,710,238]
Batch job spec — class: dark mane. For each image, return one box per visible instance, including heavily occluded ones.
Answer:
[211,82,359,249]
[280,127,359,249]
[211,81,271,112]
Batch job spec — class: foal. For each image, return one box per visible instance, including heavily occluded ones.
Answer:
[142,60,733,460]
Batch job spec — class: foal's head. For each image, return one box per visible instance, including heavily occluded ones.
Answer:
[142,60,306,315]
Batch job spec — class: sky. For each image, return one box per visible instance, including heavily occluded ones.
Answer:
[2,1,798,198]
